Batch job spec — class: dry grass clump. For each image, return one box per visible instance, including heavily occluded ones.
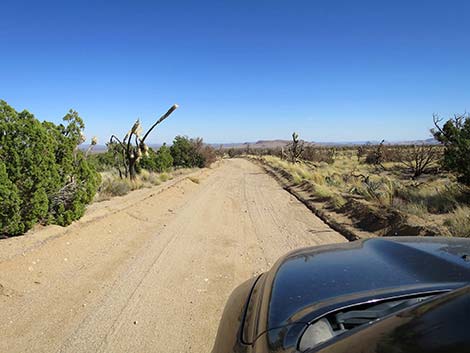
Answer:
[96,170,178,201]
[159,172,171,182]
[328,194,347,209]
[188,176,200,184]
[97,177,132,200]
[263,156,325,185]
[312,184,335,200]
[349,176,396,206]
[393,200,428,218]
[444,206,470,237]
[394,181,461,214]
[139,169,161,185]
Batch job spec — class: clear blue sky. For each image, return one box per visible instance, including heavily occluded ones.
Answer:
[1,0,469,144]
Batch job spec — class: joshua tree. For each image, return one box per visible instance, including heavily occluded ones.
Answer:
[288,132,304,164]
[109,104,178,180]
[365,139,386,169]
[85,136,98,157]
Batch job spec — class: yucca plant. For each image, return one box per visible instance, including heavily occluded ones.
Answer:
[109,104,178,179]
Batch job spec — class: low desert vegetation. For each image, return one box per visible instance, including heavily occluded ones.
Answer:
[233,114,470,238]
[95,169,178,201]
[0,100,216,237]
[90,134,216,200]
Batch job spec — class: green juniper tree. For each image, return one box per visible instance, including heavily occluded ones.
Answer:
[432,113,470,185]
[0,100,100,236]
[0,161,22,236]
[155,143,173,172]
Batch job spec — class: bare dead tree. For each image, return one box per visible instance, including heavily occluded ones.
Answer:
[432,113,467,138]
[109,104,178,180]
[399,144,440,178]
[287,132,304,164]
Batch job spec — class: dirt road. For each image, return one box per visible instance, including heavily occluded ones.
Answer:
[0,159,345,353]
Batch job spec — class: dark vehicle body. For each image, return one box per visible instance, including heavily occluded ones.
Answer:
[212,237,470,353]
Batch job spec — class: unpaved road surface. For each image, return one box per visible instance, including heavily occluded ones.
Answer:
[0,159,345,353]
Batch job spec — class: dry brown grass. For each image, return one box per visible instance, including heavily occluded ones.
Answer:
[188,176,200,184]
[96,169,179,201]
[444,206,470,237]
[259,153,468,237]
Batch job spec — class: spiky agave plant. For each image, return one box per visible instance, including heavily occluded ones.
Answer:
[109,104,178,179]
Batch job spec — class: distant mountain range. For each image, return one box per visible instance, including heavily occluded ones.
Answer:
[81,138,438,153]
[210,138,438,149]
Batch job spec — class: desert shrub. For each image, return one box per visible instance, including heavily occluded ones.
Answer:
[227,148,243,158]
[303,146,335,164]
[138,169,152,183]
[189,137,217,167]
[136,169,160,185]
[159,172,170,182]
[0,100,100,235]
[444,206,470,237]
[170,135,215,168]
[432,113,470,185]
[148,173,161,185]
[364,143,407,166]
[199,145,217,167]
[97,169,167,201]
[364,141,385,166]
[99,178,132,197]
[397,144,441,178]
[357,146,366,161]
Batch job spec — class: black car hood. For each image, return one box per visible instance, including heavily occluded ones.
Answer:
[245,237,470,346]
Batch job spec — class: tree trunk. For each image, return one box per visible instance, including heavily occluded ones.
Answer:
[128,157,137,180]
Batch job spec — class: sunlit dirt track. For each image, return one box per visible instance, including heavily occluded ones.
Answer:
[0,158,345,353]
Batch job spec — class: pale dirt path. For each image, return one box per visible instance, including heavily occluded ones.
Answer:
[0,159,346,353]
